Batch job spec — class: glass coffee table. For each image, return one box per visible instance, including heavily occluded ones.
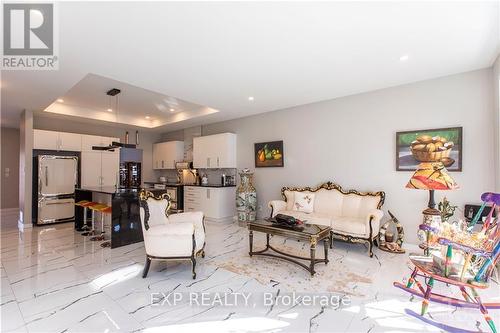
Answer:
[247,219,331,276]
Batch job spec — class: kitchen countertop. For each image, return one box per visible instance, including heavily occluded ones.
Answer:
[143,181,184,187]
[144,182,236,188]
[76,186,140,194]
[184,184,236,188]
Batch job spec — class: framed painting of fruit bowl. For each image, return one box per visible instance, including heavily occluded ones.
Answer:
[396,127,462,171]
[255,141,284,167]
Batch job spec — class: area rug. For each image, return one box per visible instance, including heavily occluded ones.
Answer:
[205,231,374,297]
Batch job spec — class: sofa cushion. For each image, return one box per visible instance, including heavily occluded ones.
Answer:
[147,223,194,236]
[314,188,344,216]
[332,216,367,237]
[292,192,315,213]
[277,210,332,227]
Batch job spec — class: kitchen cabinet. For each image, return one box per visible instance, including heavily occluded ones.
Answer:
[153,141,184,169]
[33,129,82,151]
[193,133,236,169]
[101,152,120,186]
[184,186,236,222]
[81,151,119,187]
[33,130,119,153]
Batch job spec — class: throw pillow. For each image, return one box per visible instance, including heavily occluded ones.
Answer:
[293,192,315,213]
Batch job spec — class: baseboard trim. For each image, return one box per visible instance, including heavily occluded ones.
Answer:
[205,216,236,224]
[18,219,33,230]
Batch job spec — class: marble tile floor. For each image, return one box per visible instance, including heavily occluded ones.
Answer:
[1,219,499,333]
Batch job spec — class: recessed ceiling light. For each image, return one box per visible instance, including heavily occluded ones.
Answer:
[57,98,64,103]
[170,108,175,112]
[248,96,254,101]
[399,54,409,62]
[145,116,150,119]
[107,108,113,112]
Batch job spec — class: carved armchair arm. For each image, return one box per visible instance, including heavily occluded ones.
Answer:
[366,209,384,238]
[168,211,205,253]
[169,212,204,232]
[268,200,287,217]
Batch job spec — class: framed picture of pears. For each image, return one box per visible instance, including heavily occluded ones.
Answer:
[255,141,284,167]
[396,127,462,171]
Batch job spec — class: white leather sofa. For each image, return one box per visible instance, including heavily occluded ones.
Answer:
[139,190,205,279]
[269,182,385,257]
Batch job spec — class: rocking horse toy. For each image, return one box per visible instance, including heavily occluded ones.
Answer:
[394,192,500,332]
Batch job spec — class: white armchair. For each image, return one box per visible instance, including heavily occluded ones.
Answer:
[139,190,205,279]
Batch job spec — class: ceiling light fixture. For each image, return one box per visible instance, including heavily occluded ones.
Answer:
[57,98,64,103]
[399,54,409,62]
[248,96,255,101]
[145,116,150,119]
[170,108,175,112]
[93,88,136,150]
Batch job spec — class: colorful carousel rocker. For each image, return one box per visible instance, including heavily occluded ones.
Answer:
[394,192,500,332]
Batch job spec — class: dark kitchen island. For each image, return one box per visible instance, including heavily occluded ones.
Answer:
[75,187,143,248]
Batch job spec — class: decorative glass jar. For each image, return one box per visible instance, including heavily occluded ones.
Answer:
[236,169,257,222]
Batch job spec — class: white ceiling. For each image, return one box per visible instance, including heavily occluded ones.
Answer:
[1,1,499,130]
[44,73,219,128]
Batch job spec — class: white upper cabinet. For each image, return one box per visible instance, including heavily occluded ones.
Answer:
[34,130,59,150]
[58,132,82,151]
[33,129,81,151]
[153,141,184,169]
[193,133,236,169]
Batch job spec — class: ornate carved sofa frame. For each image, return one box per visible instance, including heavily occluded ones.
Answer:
[269,181,385,257]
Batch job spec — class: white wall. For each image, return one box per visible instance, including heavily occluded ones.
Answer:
[1,127,20,209]
[493,56,500,192]
[169,69,495,244]
[19,110,34,228]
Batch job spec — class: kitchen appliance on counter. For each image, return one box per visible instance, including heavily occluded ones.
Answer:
[119,148,142,188]
[221,174,236,186]
[143,183,184,213]
[33,155,78,225]
[175,161,198,185]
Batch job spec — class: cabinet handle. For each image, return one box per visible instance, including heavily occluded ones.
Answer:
[45,166,48,186]
[161,160,164,168]
[217,157,219,167]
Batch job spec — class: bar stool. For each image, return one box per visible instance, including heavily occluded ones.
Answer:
[85,203,107,238]
[90,204,110,242]
[75,200,95,232]
[100,206,112,248]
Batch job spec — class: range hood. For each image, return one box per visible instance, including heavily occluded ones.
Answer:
[91,141,137,151]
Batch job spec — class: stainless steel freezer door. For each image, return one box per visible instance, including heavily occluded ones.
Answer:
[38,156,78,196]
[38,197,75,224]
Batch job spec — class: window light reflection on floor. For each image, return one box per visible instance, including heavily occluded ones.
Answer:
[142,317,290,333]
[90,263,142,290]
[277,312,299,319]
